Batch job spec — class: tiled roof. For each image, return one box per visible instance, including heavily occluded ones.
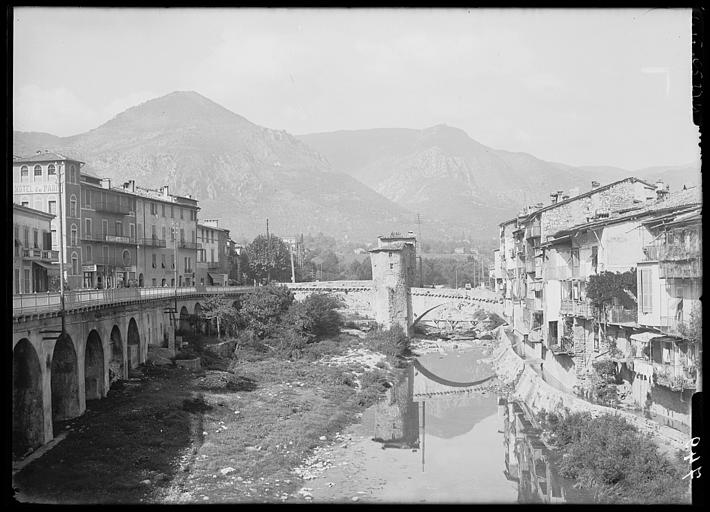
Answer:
[14,152,84,164]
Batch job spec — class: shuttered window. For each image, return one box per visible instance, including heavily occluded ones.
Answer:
[639,269,653,313]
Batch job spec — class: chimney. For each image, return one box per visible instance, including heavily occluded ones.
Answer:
[123,180,135,192]
[100,178,111,189]
[161,185,170,197]
[591,180,600,189]
[655,179,665,192]
[562,194,570,201]
[550,192,558,205]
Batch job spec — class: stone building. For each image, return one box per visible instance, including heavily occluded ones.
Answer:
[13,204,58,293]
[369,233,417,335]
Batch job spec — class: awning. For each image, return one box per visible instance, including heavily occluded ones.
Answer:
[630,332,675,344]
[32,260,58,271]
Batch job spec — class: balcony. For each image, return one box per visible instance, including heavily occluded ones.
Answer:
[560,299,596,318]
[644,239,701,263]
[93,200,132,215]
[549,336,577,356]
[141,237,167,248]
[606,305,637,324]
[653,363,697,391]
[659,258,702,279]
[525,297,543,311]
[179,240,201,250]
[526,222,541,239]
[23,248,59,261]
[103,234,136,244]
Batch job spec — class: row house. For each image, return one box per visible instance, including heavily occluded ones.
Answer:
[12,152,202,290]
[495,179,700,432]
[196,220,230,286]
[13,204,58,293]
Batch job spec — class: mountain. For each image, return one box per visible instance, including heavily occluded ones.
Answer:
[13,91,427,242]
[299,126,701,236]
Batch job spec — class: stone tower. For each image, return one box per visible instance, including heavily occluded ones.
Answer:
[369,233,417,335]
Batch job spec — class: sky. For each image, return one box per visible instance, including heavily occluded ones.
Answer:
[13,7,699,170]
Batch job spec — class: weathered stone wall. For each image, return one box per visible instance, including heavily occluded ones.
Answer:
[285,281,375,320]
[411,287,504,322]
[370,248,412,333]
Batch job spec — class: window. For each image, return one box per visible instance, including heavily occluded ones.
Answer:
[130,223,135,240]
[85,218,92,237]
[152,278,157,287]
[84,189,91,207]
[102,219,108,236]
[24,269,31,292]
[102,245,108,262]
[14,226,19,256]
[180,208,184,220]
[210,248,215,263]
[170,254,175,269]
[85,244,93,262]
[70,196,77,217]
[161,204,165,217]
[71,253,79,275]
[151,224,157,239]
[171,227,175,241]
[48,164,56,175]
[33,229,39,248]
[152,253,157,268]
[180,228,185,242]
[24,227,29,247]
[639,268,653,314]
[171,205,174,218]
[192,230,195,243]
[34,165,42,177]
[70,224,78,246]
[20,166,28,180]
[70,165,77,183]
[571,248,580,268]
[122,250,131,266]
[15,269,20,294]
[51,229,56,247]
[161,254,166,268]
[48,200,57,214]
[115,221,123,237]
[161,226,166,241]
[43,231,52,250]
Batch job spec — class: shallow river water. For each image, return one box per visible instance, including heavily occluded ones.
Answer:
[305,343,587,503]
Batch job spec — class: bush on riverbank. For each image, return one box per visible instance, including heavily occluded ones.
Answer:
[363,325,410,363]
[538,410,689,503]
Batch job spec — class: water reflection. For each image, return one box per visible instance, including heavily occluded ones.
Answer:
[367,347,586,503]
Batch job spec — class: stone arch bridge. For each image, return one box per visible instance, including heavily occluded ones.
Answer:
[12,282,502,457]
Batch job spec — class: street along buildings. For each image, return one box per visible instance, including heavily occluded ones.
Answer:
[492,178,701,432]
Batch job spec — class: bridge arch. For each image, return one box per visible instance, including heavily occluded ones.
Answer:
[109,325,124,383]
[194,302,205,334]
[179,306,190,333]
[51,333,80,425]
[127,318,141,369]
[13,338,44,456]
[84,330,105,400]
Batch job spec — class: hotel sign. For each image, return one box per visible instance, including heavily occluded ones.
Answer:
[14,183,59,194]
[82,264,97,272]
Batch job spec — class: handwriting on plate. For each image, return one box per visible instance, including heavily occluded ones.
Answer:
[682,437,701,480]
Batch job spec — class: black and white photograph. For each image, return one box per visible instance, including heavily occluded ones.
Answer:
[10,7,702,504]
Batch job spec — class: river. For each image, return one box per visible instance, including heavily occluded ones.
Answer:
[301,341,588,503]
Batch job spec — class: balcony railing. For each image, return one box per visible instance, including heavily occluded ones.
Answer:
[659,258,702,279]
[141,237,167,248]
[525,297,543,311]
[606,305,637,324]
[643,240,701,262]
[103,234,136,244]
[22,248,59,261]
[93,200,132,215]
[560,299,596,318]
[653,363,697,391]
[179,240,201,250]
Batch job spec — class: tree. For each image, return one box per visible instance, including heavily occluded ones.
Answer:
[245,234,291,283]
[238,285,295,338]
[587,270,637,310]
[202,295,235,339]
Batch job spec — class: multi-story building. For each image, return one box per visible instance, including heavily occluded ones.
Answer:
[494,179,701,432]
[132,184,200,288]
[78,174,139,288]
[13,152,84,289]
[13,204,59,293]
[196,220,230,286]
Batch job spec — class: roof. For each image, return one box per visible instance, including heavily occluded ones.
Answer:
[499,176,656,227]
[630,332,677,343]
[13,203,55,220]
[369,241,414,252]
[14,152,84,164]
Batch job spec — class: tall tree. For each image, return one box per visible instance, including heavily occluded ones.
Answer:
[201,295,234,339]
[245,234,291,283]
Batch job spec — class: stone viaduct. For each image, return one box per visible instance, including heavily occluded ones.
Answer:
[13,246,503,457]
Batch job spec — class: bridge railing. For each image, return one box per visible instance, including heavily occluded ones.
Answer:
[13,285,257,316]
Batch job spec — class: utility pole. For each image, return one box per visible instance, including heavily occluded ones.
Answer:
[57,161,66,331]
[290,243,296,283]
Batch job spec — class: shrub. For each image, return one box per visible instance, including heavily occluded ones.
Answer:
[540,411,689,503]
[285,293,344,341]
[591,359,619,406]
[364,325,410,359]
[237,285,295,338]
[173,348,199,360]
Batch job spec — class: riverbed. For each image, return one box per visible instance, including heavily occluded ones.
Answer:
[296,341,582,503]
